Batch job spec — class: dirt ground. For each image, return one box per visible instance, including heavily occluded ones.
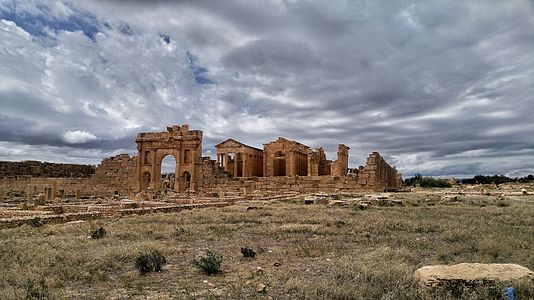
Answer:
[1,185,533,299]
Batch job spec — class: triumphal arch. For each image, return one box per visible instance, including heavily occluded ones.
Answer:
[135,124,203,192]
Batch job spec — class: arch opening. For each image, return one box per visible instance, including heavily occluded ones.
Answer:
[161,155,177,193]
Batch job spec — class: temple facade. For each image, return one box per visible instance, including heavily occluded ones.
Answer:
[133,124,402,193]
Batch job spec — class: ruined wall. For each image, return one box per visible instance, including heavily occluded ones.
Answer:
[198,157,229,189]
[357,152,403,191]
[331,144,350,176]
[92,154,137,196]
[0,161,95,178]
[201,152,402,193]
[0,177,98,199]
[0,154,139,199]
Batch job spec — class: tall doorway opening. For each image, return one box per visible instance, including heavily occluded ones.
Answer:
[161,155,177,193]
[273,151,286,176]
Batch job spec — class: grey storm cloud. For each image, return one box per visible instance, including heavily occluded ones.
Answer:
[0,0,533,178]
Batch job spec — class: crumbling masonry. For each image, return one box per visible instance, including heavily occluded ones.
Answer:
[134,124,402,193]
[0,124,402,198]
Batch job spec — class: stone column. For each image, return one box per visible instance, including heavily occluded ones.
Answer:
[191,148,197,190]
[289,152,295,176]
[176,149,182,192]
[245,153,249,177]
[136,149,142,190]
[45,187,51,201]
[27,185,34,205]
[0,186,4,202]
[151,151,157,189]
[225,153,230,173]
[51,181,58,200]
[233,152,238,178]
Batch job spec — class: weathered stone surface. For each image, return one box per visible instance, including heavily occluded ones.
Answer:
[415,263,534,288]
[51,181,58,200]
[0,160,95,178]
[27,185,34,205]
[136,124,202,192]
[36,193,46,205]
[0,124,403,196]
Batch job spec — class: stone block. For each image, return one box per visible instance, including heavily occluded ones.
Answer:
[27,185,34,205]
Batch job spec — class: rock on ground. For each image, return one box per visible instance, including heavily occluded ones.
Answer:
[415,263,534,288]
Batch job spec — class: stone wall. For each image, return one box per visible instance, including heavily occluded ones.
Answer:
[0,177,95,199]
[92,154,137,196]
[201,152,402,193]
[362,152,403,191]
[0,161,95,178]
[0,154,138,199]
[0,151,401,199]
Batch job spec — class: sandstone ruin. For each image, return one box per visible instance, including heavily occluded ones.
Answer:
[0,124,402,201]
[0,124,404,228]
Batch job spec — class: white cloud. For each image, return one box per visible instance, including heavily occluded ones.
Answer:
[62,130,98,144]
[0,0,534,177]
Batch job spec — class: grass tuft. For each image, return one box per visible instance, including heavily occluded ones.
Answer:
[240,246,256,258]
[135,251,167,275]
[90,227,107,239]
[193,251,222,275]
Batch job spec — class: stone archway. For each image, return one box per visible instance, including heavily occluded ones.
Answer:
[136,125,203,192]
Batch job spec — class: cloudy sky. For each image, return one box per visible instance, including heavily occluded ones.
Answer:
[1,0,533,178]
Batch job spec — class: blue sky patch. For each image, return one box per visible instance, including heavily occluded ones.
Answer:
[160,34,171,44]
[0,7,99,41]
[187,52,215,85]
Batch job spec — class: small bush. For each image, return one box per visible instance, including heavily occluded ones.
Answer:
[28,218,43,227]
[174,227,187,237]
[135,251,167,275]
[90,227,107,239]
[241,246,256,258]
[193,251,223,275]
[419,177,452,188]
[24,278,50,300]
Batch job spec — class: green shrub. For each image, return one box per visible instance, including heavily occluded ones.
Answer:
[241,246,256,258]
[90,227,107,239]
[193,251,222,275]
[28,218,43,227]
[135,251,167,275]
[24,278,50,300]
[405,174,452,188]
[419,177,452,188]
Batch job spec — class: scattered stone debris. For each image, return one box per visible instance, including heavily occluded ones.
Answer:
[357,203,369,210]
[440,195,459,202]
[246,206,262,210]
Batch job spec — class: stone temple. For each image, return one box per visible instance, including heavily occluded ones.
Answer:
[134,124,402,194]
[0,124,402,200]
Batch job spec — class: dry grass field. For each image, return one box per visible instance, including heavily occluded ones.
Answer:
[1,190,533,299]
